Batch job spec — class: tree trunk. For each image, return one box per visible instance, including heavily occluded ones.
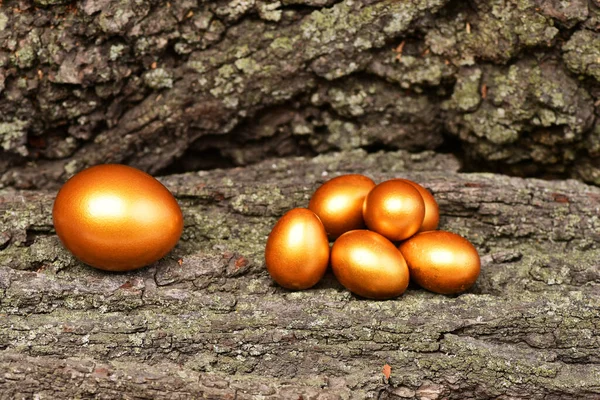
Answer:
[2,0,600,398]
[1,150,600,399]
[2,0,600,188]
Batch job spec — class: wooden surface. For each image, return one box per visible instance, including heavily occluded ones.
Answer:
[1,150,600,399]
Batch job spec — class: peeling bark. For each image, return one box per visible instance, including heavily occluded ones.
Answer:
[1,150,600,399]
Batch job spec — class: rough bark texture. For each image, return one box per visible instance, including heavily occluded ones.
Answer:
[1,150,600,399]
[3,0,600,188]
[3,0,600,398]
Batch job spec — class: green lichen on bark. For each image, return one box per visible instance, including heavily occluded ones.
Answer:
[563,29,600,82]
[6,0,600,188]
[1,151,600,398]
[444,59,594,172]
[2,0,600,394]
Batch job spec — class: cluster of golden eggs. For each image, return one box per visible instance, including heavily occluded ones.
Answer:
[265,175,480,299]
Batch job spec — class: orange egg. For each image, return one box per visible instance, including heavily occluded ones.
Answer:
[265,208,329,290]
[330,230,409,299]
[309,174,376,239]
[362,180,425,241]
[396,179,439,232]
[52,164,184,272]
[399,231,480,294]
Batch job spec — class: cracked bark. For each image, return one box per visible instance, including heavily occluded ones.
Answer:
[2,0,600,398]
[1,150,600,399]
[2,0,600,188]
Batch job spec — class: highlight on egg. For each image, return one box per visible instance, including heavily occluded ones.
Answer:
[330,230,410,299]
[309,174,376,239]
[399,230,480,294]
[52,164,184,272]
[396,179,439,232]
[265,208,330,290]
[362,179,425,242]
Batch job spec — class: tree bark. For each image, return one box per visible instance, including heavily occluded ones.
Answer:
[2,0,600,188]
[1,150,600,399]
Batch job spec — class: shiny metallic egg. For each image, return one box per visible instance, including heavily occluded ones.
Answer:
[399,230,480,294]
[52,164,184,272]
[396,179,439,232]
[331,230,410,299]
[362,180,425,241]
[309,174,376,239]
[265,208,330,290]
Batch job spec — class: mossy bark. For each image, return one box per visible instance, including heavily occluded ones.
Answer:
[2,0,600,187]
[2,0,600,398]
[1,150,600,399]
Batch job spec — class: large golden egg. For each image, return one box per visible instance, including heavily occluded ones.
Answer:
[330,230,409,299]
[362,180,425,241]
[265,208,329,290]
[396,179,439,232]
[308,174,376,239]
[399,231,480,294]
[52,164,184,272]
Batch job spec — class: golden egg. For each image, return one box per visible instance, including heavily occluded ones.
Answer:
[396,179,439,232]
[309,174,376,239]
[52,164,184,272]
[330,230,409,299]
[399,231,480,294]
[265,208,329,290]
[362,180,425,241]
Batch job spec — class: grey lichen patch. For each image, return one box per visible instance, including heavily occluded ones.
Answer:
[300,0,446,58]
[514,12,557,47]
[311,119,362,151]
[269,37,294,53]
[563,30,600,82]
[63,159,81,178]
[230,187,286,216]
[0,120,29,157]
[367,48,456,90]
[12,31,41,69]
[0,13,8,31]
[109,44,127,61]
[353,37,372,51]
[446,67,482,112]
[445,60,594,165]
[309,77,442,152]
[539,0,588,29]
[210,65,238,97]
[257,1,282,22]
[97,1,145,34]
[143,68,174,89]
[234,57,260,75]
[215,0,256,21]
[33,0,71,5]
[327,87,367,117]
[427,0,556,64]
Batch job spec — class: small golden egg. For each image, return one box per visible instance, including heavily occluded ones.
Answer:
[396,179,439,232]
[362,180,425,241]
[53,164,184,272]
[399,231,480,294]
[309,174,376,239]
[265,208,329,290]
[330,230,409,299]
